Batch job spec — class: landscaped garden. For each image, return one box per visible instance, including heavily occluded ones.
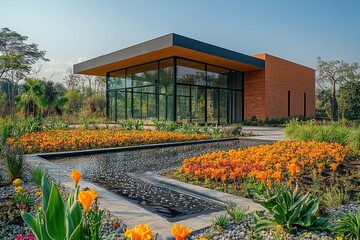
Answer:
[1,117,359,239]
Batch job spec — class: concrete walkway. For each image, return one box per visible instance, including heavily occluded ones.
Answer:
[242,126,286,141]
[26,154,263,238]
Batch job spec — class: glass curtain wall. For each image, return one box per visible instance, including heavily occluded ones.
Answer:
[107,57,243,123]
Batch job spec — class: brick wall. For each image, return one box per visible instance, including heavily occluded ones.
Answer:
[244,54,315,120]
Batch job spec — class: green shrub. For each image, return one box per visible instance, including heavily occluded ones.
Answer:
[181,121,192,134]
[225,201,248,224]
[0,117,14,146]
[319,185,349,212]
[1,146,24,182]
[285,120,359,149]
[333,210,360,240]
[212,214,230,230]
[210,125,221,138]
[30,165,47,186]
[252,184,329,233]
[347,126,360,152]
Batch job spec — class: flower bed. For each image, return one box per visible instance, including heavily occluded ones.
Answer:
[179,141,350,186]
[7,129,211,154]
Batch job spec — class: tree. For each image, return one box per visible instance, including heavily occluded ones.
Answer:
[316,57,359,120]
[20,78,47,117]
[0,27,49,117]
[338,80,360,120]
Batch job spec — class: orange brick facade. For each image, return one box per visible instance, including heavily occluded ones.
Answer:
[244,54,315,120]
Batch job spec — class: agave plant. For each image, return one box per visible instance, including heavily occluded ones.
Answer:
[252,184,329,233]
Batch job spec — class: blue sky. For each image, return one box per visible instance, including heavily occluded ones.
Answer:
[1,0,359,82]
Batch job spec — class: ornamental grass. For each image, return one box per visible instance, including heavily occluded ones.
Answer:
[179,141,351,186]
[7,129,211,154]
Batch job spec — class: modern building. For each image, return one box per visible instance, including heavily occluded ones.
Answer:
[74,33,315,123]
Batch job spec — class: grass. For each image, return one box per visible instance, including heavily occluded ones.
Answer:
[1,146,24,182]
[285,120,359,151]
[30,165,47,186]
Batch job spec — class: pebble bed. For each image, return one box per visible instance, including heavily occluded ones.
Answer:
[189,202,360,240]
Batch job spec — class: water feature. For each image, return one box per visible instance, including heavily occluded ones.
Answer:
[47,139,269,219]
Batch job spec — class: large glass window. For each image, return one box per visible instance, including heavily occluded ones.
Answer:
[109,70,126,90]
[127,62,157,87]
[177,59,206,86]
[106,57,243,123]
[207,65,229,88]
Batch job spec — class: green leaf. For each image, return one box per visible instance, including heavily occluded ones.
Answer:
[104,233,115,240]
[69,201,82,228]
[69,219,84,240]
[21,212,41,239]
[255,219,277,232]
[45,183,66,240]
[42,175,51,212]
[66,212,75,239]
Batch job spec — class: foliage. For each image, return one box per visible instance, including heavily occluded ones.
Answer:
[209,125,221,138]
[212,214,230,230]
[285,120,360,151]
[8,129,211,154]
[154,120,178,132]
[0,117,14,146]
[29,165,47,186]
[43,116,70,130]
[252,185,329,233]
[316,57,359,120]
[225,201,248,224]
[21,174,113,240]
[179,141,349,186]
[319,185,349,212]
[347,126,360,153]
[242,117,291,127]
[1,146,24,182]
[337,80,360,120]
[20,78,48,117]
[333,210,360,240]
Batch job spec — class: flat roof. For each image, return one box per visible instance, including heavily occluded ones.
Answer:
[73,33,265,76]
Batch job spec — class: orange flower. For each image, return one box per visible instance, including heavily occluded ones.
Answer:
[272,171,282,182]
[171,224,193,240]
[78,189,99,212]
[329,163,338,171]
[70,169,82,187]
[124,224,154,240]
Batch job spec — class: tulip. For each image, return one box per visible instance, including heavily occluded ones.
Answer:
[124,224,154,240]
[78,189,99,212]
[171,224,192,240]
[70,169,82,187]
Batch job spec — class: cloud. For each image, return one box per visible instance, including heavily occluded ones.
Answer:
[28,57,88,83]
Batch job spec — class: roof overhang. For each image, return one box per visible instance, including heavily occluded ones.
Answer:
[73,33,265,76]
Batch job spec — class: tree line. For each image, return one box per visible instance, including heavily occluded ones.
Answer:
[0,27,106,119]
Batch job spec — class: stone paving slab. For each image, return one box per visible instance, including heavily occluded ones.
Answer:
[26,155,263,238]
[242,126,285,141]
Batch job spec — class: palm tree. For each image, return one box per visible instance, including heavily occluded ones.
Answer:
[21,78,47,117]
